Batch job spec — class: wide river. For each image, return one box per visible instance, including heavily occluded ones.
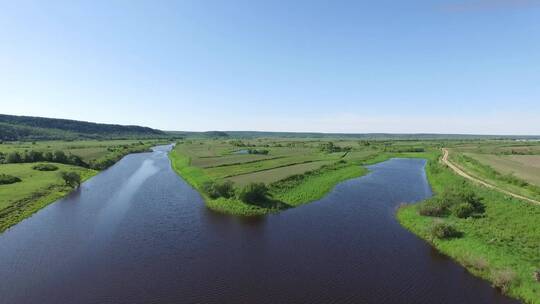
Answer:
[0,145,519,303]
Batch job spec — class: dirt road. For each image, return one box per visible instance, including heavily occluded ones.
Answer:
[441,148,540,205]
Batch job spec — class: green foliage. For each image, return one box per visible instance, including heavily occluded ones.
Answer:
[418,184,484,218]
[429,221,461,239]
[452,202,475,218]
[0,174,21,185]
[201,180,235,199]
[247,149,269,155]
[32,163,58,171]
[238,182,269,205]
[383,145,425,153]
[59,171,81,188]
[418,198,449,217]
[319,141,351,153]
[53,150,68,163]
[6,151,22,163]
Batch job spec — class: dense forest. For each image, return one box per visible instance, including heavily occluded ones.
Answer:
[0,114,166,141]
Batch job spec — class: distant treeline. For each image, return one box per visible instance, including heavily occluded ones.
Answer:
[0,114,167,141]
[0,143,151,170]
[0,150,86,167]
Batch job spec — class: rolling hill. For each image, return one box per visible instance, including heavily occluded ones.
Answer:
[0,114,166,141]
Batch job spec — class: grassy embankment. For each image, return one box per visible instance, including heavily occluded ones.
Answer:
[169,139,432,216]
[0,139,162,232]
[0,163,96,232]
[397,149,540,303]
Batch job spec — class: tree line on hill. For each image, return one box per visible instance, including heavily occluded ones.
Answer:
[0,114,167,141]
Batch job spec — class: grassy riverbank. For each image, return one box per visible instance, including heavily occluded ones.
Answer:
[0,163,97,232]
[397,151,540,303]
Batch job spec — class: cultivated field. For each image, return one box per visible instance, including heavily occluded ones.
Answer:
[466,153,540,186]
[169,138,436,215]
[448,141,540,202]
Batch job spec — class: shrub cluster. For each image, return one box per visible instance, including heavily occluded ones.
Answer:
[319,142,351,153]
[429,221,461,239]
[202,181,235,199]
[32,163,59,171]
[0,174,21,185]
[60,171,81,188]
[247,149,269,155]
[87,144,151,170]
[0,150,86,167]
[201,180,272,207]
[238,183,269,206]
[419,185,484,218]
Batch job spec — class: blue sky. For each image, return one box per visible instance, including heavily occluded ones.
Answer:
[1,0,539,134]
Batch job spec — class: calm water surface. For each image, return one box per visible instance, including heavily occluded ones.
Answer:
[0,145,519,303]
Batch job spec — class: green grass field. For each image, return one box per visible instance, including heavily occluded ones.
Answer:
[397,151,540,303]
[0,163,96,232]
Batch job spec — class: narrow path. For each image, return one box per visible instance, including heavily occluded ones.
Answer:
[441,148,540,205]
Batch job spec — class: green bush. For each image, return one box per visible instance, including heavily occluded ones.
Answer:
[0,174,21,185]
[452,202,475,218]
[32,163,59,171]
[418,198,449,217]
[6,152,22,163]
[59,171,81,188]
[429,221,461,239]
[239,182,269,205]
[202,180,235,199]
[418,185,485,218]
[247,149,269,155]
